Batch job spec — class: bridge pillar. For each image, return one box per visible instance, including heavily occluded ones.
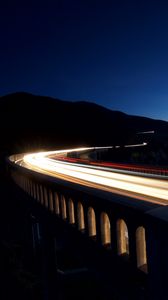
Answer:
[31,214,59,300]
[145,206,168,300]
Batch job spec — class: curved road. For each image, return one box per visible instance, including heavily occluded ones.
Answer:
[12,147,168,206]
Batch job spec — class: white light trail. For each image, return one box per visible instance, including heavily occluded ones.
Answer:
[22,147,168,203]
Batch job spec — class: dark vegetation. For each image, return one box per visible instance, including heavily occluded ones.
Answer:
[0,92,168,299]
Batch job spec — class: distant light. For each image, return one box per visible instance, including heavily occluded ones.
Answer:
[94,146,114,150]
[124,142,147,148]
[137,131,155,134]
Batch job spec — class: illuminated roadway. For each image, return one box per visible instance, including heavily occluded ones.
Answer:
[12,146,168,206]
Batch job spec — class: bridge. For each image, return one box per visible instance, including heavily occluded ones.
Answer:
[6,147,168,300]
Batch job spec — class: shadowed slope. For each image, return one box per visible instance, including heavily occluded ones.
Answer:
[0,92,168,156]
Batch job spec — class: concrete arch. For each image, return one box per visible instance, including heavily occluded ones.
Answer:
[29,180,31,195]
[68,198,75,224]
[17,174,20,187]
[54,192,60,215]
[36,184,40,202]
[49,190,54,212]
[24,178,27,191]
[27,178,29,193]
[27,179,30,194]
[23,177,26,191]
[30,181,33,197]
[44,187,48,208]
[33,182,36,199]
[61,195,67,220]
[33,182,36,198]
[116,219,129,255]
[40,185,44,205]
[88,207,96,237]
[23,177,25,189]
[25,178,28,192]
[21,176,23,188]
[21,176,24,189]
[136,226,148,272]
[29,180,32,196]
[21,176,24,190]
[100,212,111,246]
[77,202,85,230]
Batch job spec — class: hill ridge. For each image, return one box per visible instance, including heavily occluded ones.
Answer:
[0,92,168,156]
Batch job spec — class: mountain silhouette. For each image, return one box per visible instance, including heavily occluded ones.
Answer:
[0,92,168,157]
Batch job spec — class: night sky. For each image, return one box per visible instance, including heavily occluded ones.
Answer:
[1,0,168,121]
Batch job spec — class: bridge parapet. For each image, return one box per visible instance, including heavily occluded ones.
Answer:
[7,158,168,299]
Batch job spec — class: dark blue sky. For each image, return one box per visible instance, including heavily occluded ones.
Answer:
[1,0,168,121]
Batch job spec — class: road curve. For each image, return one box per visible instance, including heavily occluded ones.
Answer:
[11,147,168,206]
